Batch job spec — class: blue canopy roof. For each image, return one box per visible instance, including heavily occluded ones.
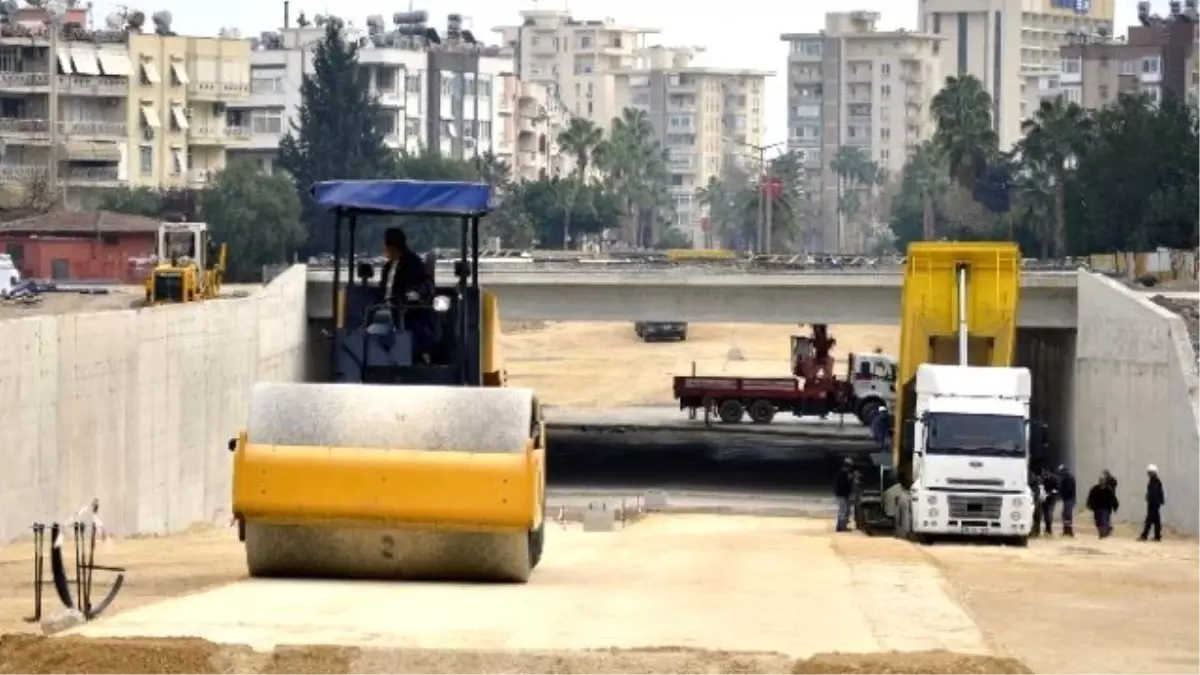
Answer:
[310,180,494,217]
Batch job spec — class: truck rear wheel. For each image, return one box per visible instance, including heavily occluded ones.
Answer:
[717,399,745,423]
[748,399,775,424]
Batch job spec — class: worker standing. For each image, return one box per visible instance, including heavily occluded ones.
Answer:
[1040,467,1060,536]
[1139,465,1165,542]
[1085,474,1119,538]
[834,457,856,533]
[1057,464,1077,537]
[1029,469,1045,537]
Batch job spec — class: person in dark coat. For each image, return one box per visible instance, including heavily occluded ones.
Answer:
[1140,464,1165,541]
[1057,464,1077,537]
[379,228,437,357]
[1039,467,1061,536]
[1029,469,1045,536]
[1086,474,1119,538]
[834,457,856,533]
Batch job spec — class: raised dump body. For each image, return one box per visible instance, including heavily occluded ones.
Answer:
[878,242,1033,543]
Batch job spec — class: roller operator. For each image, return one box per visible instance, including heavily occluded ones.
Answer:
[379,227,438,359]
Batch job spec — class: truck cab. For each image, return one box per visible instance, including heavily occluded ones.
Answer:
[848,351,897,423]
[898,364,1033,542]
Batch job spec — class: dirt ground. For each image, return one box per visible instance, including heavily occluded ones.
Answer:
[0,285,259,319]
[501,322,899,406]
[0,518,1194,674]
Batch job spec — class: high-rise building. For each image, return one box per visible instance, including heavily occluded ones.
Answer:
[782,12,944,253]
[0,5,249,207]
[918,0,1116,149]
[227,13,512,173]
[615,45,770,248]
[493,9,658,133]
[496,72,574,182]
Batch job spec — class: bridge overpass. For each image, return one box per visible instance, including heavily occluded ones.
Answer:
[0,265,1195,548]
[305,268,1080,328]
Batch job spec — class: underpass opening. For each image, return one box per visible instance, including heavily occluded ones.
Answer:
[1015,328,1077,473]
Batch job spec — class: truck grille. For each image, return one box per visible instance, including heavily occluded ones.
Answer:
[947,495,1003,520]
[153,273,184,302]
[947,478,1005,488]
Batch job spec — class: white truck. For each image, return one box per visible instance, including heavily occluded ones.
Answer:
[885,363,1034,545]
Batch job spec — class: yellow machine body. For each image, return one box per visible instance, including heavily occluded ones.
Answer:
[144,222,227,305]
[231,290,547,583]
[892,242,1020,477]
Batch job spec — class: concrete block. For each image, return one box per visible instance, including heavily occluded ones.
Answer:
[582,504,616,532]
[644,490,668,511]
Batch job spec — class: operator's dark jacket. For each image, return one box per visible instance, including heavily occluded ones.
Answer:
[379,249,433,304]
[834,468,855,498]
[1086,483,1119,513]
[1146,475,1165,508]
[1059,471,1077,502]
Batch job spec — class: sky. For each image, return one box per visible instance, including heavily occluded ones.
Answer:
[85,0,1146,146]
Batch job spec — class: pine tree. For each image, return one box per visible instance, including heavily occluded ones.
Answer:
[279,18,393,256]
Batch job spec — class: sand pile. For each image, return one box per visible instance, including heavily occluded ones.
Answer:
[0,635,1030,674]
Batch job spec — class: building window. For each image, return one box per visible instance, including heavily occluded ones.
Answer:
[881,127,891,140]
[1141,85,1160,104]
[405,73,421,93]
[170,147,185,175]
[478,120,492,138]
[792,40,822,57]
[880,84,891,97]
[880,149,890,163]
[139,145,152,175]
[1099,84,1110,100]
[580,35,592,48]
[1119,60,1136,75]
[251,108,283,134]
[376,67,397,92]
[250,67,284,94]
[1062,86,1081,104]
[1142,57,1161,74]
[376,112,396,135]
[587,100,593,115]
[478,76,492,97]
[1062,57,1081,74]
[405,117,421,138]
[881,63,891,76]
[668,114,694,129]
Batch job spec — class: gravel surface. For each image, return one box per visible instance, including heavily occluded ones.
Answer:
[1149,294,1200,360]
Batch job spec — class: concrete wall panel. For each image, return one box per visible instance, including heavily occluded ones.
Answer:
[1073,272,1199,534]
[0,265,308,545]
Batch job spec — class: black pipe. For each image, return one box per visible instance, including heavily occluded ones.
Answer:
[283,0,290,28]
[330,210,343,379]
[348,214,358,288]
[458,217,469,385]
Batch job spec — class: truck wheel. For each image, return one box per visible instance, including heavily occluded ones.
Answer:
[748,399,775,424]
[717,399,745,424]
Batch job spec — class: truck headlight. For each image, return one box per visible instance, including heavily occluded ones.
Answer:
[1012,497,1023,508]
[927,495,937,505]
[1011,511,1021,521]
[928,507,939,518]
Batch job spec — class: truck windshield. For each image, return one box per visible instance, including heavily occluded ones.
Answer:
[924,413,1026,457]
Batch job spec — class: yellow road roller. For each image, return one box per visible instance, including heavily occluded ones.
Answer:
[229,179,547,583]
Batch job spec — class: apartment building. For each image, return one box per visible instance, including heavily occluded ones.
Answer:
[227,14,510,173]
[0,5,248,207]
[782,12,944,253]
[1056,14,1198,111]
[918,0,1116,149]
[496,73,574,182]
[614,45,770,247]
[494,9,657,133]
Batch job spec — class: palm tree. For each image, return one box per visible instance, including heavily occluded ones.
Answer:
[1017,97,1093,257]
[599,108,667,246]
[831,146,881,250]
[556,117,603,179]
[931,75,998,191]
[906,141,949,240]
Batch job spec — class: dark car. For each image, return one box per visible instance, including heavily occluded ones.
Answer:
[634,321,688,342]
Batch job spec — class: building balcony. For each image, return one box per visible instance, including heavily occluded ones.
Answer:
[224,125,252,143]
[0,164,47,182]
[59,75,126,97]
[65,165,121,187]
[187,167,215,187]
[188,125,228,145]
[0,71,49,91]
[0,117,52,142]
[60,120,126,139]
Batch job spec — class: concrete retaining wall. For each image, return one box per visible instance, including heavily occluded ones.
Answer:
[1073,272,1199,534]
[0,264,308,544]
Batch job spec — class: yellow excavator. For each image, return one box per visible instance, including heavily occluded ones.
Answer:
[228,179,547,583]
[144,222,227,304]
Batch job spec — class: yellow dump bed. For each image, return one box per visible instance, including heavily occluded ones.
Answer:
[892,242,1021,476]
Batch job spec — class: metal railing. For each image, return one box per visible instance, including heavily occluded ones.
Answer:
[0,71,49,88]
[61,120,126,137]
[66,166,119,183]
[0,164,47,180]
[0,117,51,135]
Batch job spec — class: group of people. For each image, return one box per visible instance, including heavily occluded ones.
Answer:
[1033,464,1166,540]
[832,457,1168,540]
